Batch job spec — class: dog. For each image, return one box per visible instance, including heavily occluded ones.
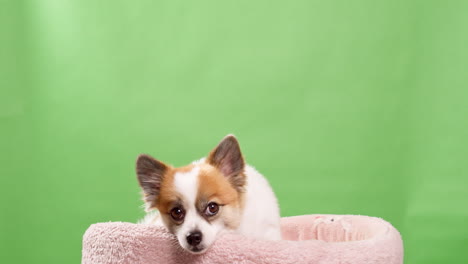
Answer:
[136,134,281,254]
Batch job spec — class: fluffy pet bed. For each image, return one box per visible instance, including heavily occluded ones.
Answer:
[82,214,403,264]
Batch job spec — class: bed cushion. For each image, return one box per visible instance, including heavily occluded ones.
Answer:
[82,214,403,264]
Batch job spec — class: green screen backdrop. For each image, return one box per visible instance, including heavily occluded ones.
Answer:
[1,1,467,263]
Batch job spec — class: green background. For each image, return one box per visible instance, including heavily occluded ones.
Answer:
[1,1,467,263]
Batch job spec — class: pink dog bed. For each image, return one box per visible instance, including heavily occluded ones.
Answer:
[82,214,403,264]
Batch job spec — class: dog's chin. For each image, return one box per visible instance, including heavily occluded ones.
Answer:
[184,245,208,254]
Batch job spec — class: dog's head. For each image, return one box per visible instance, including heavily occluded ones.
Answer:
[136,135,246,253]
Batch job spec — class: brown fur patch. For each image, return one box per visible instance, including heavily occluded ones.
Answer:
[154,164,195,214]
[196,163,245,229]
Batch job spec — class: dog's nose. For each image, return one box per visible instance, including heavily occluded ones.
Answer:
[186,231,203,246]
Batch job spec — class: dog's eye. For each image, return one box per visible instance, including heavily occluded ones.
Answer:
[170,207,185,221]
[205,202,219,216]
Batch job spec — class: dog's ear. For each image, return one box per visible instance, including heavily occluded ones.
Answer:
[207,135,246,190]
[136,154,168,210]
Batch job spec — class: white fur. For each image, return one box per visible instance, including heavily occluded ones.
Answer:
[172,167,224,252]
[173,167,199,207]
[237,165,281,240]
[138,210,163,225]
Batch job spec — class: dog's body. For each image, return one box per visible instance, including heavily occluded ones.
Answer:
[136,135,281,253]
